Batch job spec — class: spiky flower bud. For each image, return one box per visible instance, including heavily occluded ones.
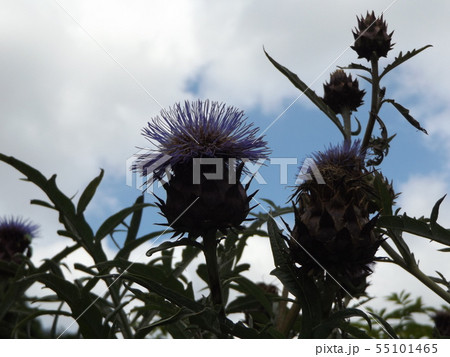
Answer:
[434,311,450,338]
[323,70,365,114]
[351,11,394,61]
[134,100,270,238]
[290,141,382,294]
[0,217,38,264]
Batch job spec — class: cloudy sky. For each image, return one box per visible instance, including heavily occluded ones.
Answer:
[2,0,450,330]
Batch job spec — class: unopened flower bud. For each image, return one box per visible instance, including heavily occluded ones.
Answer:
[351,11,394,61]
[323,70,365,115]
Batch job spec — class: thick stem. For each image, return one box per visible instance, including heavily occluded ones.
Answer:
[409,265,450,304]
[341,107,352,143]
[361,56,380,152]
[202,230,225,319]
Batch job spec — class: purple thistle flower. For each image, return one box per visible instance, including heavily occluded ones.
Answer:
[312,140,364,172]
[0,216,38,263]
[133,100,270,238]
[134,100,270,182]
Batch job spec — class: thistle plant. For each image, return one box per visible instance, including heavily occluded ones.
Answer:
[1,10,449,339]
[264,10,450,338]
[135,99,269,330]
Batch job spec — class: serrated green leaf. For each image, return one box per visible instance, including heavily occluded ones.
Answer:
[41,259,66,278]
[357,74,372,84]
[370,312,399,339]
[264,49,345,136]
[231,276,273,316]
[146,238,197,257]
[378,214,450,246]
[338,63,371,72]
[226,295,260,314]
[77,169,104,215]
[431,195,446,225]
[260,198,278,209]
[0,155,77,219]
[22,273,108,338]
[121,272,202,312]
[0,154,99,251]
[115,229,168,260]
[12,310,72,337]
[96,259,194,305]
[40,244,80,271]
[123,195,144,249]
[104,299,133,324]
[267,217,288,269]
[173,245,200,281]
[372,173,394,215]
[57,230,77,239]
[95,202,151,242]
[380,45,432,79]
[267,217,322,337]
[136,307,203,338]
[351,116,362,135]
[384,99,427,134]
[313,308,372,338]
[74,262,97,275]
[232,263,250,276]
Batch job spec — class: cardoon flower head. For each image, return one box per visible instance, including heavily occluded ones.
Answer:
[351,11,394,61]
[290,141,382,295]
[323,70,365,115]
[136,100,269,181]
[0,216,38,263]
[135,100,270,238]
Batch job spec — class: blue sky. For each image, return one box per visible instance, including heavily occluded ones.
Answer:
[2,0,450,325]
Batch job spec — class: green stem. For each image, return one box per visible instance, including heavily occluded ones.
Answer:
[361,56,380,152]
[202,230,225,321]
[382,241,450,304]
[341,107,352,143]
[408,265,450,304]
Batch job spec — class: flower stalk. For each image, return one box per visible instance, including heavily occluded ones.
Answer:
[202,230,227,336]
[341,106,352,143]
[361,56,380,152]
[203,231,224,308]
